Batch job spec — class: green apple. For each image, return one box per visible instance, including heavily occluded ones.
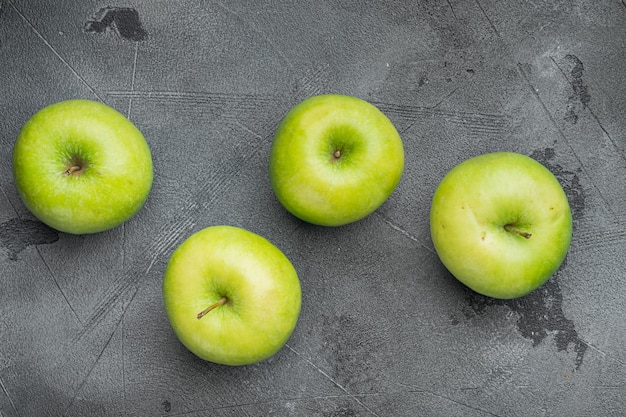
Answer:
[162,225,302,366]
[430,152,572,299]
[12,99,153,234]
[269,94,404,226]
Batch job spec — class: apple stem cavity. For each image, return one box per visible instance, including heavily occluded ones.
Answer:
[331,149,343,162]
[504,224,532,239]
[63,165,82,177]
[197,296,228,319]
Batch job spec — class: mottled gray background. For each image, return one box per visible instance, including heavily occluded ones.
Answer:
[1,1,625,416]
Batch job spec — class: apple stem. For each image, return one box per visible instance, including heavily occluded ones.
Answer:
[64,165,82,176]
[333,150,342,159]
[197,296,228,320]
[504,224,532,239]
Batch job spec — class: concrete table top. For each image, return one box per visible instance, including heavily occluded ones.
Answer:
[1,1,624,416]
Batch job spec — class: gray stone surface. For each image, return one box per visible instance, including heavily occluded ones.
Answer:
[1,1,625,416]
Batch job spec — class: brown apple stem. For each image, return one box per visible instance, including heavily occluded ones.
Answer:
[64,165,82,176]
[504,224,532,239]
[197,296,228,319]
[334,150,342,159]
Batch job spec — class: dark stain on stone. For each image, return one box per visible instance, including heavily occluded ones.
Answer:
[431,14,475,51]
[161,400,171,413]
[563,54,591,124]
[0,218,59,260]
[84,7,147,41]
[456,149,587,370]
[322,314,376,391]
[531,147,585,222]
[462,269,586,370]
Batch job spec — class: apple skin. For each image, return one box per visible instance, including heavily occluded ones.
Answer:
[269,94,404,226]
[430,152,572,299]
[12,99,153,234]
[162,226,302,366]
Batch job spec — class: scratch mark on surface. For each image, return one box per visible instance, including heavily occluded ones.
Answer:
[285,344,382,417]
[105,90,278,111]
[589,110,621,154]
[76,287,127,342]
[549,56,624,160]
[144,216,195,274]
[295,63,330,97]
[10,3,103,102]
[398,383,503,417]
[233,119,263,139]
[199,133,271,208]
[212,0,294,69]
[163,394,386,416]
[35,246,82,325]
[381,71,481,135]
[161,389,507,417]
[74,275,140,347]
[579,339,626,367]
[72,265,142,347]
[375,213,435,255]
[122,313,127,417]
[516,63,619,222]
[446,0,457,20]
[425,392,503,417]
[373,101,508,138]
[127,42,139,119]
[63,293,132,417]
[0,376,20,417]
[430,83,464,110]
[474,0,502,41]
[570,223,626,253]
